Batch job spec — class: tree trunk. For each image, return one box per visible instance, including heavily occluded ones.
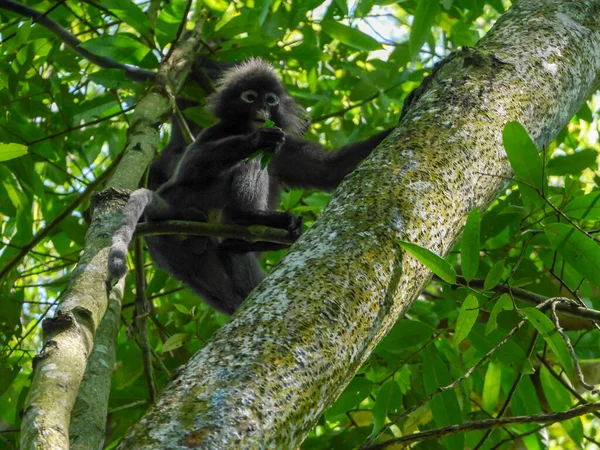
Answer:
[118,1,600,448]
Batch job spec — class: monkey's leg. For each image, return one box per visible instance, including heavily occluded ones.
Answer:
[222,209,303,252]
[229,209,303,237]
[182,250,263,314]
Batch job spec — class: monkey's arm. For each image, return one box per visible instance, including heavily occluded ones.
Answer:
[269,128,392,191]
[174,128,285,184]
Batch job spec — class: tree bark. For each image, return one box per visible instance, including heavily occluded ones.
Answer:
[118,1,600,448]
[19,20,206,450]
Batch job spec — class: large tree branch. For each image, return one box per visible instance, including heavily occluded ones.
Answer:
[118,1,600,448]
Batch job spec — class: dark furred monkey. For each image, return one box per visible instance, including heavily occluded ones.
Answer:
[108,59,392,314]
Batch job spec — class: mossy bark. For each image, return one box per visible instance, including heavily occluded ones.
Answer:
[119,1,600,448]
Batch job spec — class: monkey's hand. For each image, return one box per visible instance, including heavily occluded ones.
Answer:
[285,212,303,240]
[249,127,285,152]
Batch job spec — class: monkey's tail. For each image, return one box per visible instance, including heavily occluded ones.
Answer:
[108,188,154,279]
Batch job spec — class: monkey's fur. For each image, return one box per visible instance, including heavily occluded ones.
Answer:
[108,59,392,314]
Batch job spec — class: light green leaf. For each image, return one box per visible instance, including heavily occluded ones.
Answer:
[461,209,480,282]
[485,293,513,336]
[79,35,151,66]
[484,260,505,290]
[321,20,381,51]
[0,143,28,162]
[410,0,440,58]
[521,308,573,378]
[397,240,456,284]
[563,192,600,220]
[453,295,479,348]
[173,303,191,315]
[101,0,152,40]
[545,223,600,287]
[482,361,501,412]
[162,333,188,353]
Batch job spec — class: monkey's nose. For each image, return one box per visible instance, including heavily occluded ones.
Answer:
[256,109,270,121]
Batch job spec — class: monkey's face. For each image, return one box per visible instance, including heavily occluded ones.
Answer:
[237,88,282,129]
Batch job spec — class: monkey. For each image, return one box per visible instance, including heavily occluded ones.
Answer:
[108,58,393,315]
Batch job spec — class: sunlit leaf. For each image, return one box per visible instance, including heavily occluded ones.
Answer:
[453,295,478,348]
[0,143,28,162]
[398,240,456,284]
[521,308,573,378]
[321,20,381,51]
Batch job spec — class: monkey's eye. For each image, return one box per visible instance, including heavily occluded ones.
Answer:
[265,92,280,106]
[241,90,258,103]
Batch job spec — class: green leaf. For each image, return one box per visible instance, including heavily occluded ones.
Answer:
[173,303,191,315]
[247,120,276,169]
[545,223,600,287]
[371,380,402,436]
[397,240,456,284]
[0,143,28,162]
[461,209,480,282]
[563,192,600,220]
[377,320,434,351]
[423,346,464,450]
[485,293,513,336]
[453,295,479,348]
[576,102,593,123]
[88,69,138,90]
[321,20,381,51]
[161,333,188,353]
[327,378,374,417]
[482,361,501,412]
[521,308,573,378]
[540,365,583,443]
[101,0,152,41]
[79,35,152,66]
[546,149,597,175]
[409,0,440,58]
[502,121,545,205]
[484,260,505,290]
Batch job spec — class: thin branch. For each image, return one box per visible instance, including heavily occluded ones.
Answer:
[0,0,155,82]
[473,331,539,449]
[364,403,600,449]
[134,220,296,245]
[134,238,157,403]
[27,105,135,146]
[453,275,600,323]
[537,355,600,419]
[551,301,600,394]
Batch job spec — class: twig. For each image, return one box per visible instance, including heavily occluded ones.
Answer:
[134,220,295,245]
[551,300,600,394]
